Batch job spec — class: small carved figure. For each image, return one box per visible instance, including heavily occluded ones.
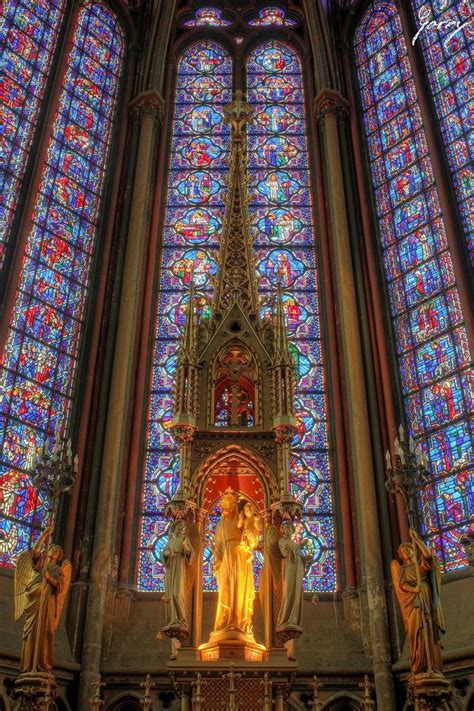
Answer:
[14,526,71,673]
[161,520,198,632]
[238,502,260,561]
[267,521,312,639]
[391,529,446,674]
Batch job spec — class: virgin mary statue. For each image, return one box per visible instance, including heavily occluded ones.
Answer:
[212,489,255,635]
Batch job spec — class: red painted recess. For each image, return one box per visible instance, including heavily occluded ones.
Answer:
[202,456,265,511]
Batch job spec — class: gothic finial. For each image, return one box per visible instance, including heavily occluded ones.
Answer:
[223,90,253,136]
[274,281,292,365]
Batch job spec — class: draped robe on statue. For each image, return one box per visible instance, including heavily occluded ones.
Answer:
[213,515,255,633]
[20,553,65,672]
[392,540,445,674]
[276,535,305,632]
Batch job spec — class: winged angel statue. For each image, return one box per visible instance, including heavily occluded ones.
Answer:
[266,521,313,639]
[14,526,71,674]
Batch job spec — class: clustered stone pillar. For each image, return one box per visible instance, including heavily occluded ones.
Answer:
[77,90,163,710]
[315,88,396,709]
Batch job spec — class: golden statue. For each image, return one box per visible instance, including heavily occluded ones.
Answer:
[161,520,199,635]
[14,526,71,673]
[267,521,312,639]
[391,528,446,674]
[213,489,256,633]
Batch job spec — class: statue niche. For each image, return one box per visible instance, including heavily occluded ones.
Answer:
[211,342,258,427]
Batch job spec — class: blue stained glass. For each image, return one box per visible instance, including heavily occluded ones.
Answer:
[0,0,67,268]
[355,2,473,572]
[0,2,124,567]
[248,41,336,593]
[411,0,474,265]
[137,42,231,592]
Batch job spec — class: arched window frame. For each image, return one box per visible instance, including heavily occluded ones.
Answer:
[133,25,343,595]
[351,0,473,575]
[0,0,130,568]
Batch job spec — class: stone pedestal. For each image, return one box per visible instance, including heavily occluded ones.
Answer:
[11,672,56,710]
[407,672,453,710]
[199,628,266,662]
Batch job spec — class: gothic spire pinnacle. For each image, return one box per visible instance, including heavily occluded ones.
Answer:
[214,91,259,316]
[274,281,292,365]
[177,278,197,365]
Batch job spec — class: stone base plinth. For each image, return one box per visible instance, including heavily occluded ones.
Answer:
[199,628,266,662]
[11,672,57,710]
[407,672,453,710]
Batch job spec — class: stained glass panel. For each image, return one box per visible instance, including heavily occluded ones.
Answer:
[0,2,124,566]
[410,0,474,266]
[182,7,233,27]
[137,42,232,591]
[247,41,337,592]
[247,7,298,26]
[355,2,473,571]
[0,0,66,269]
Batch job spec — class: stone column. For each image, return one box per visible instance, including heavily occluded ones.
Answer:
[314,88,395,709]
[77,90,163,710]
[262,509,274,651]
[192,509,206,649]
[180,693,191,711]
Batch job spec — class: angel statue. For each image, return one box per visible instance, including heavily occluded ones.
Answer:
[391,528,446,675]
[161,520,199,635]
[266,521,312,640]
[14,526,71,674]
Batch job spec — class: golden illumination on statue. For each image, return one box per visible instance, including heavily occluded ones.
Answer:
[212,489,257,635]
[391,528,446,675]
[14,526,71,674]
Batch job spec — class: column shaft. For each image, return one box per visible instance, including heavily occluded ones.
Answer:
[77,92,162,710]
[316,90,395,709]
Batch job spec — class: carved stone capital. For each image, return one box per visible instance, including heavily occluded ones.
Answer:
[129,89,164,124]
[165,491,196,522]
[171,423,197,446]
[272,424,297,445]
[314,88,350,124]
[271,495,303,524]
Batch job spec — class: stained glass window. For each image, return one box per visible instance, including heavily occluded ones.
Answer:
[410,0,474,266]
[0,2,124,567]
[137,41,231,591]
[354,2,473,571]
[247,41,337,592]
[0,0,66,269]
[247,6,298,26]
[182,7,233,27]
